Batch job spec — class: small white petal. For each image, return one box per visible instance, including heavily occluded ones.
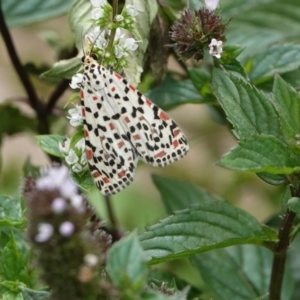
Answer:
[35,223,54,243]
[115,45,124,59]
[70,73,83,89]
[51,197,67,213]
[113,28,124,41]
[68,104,83,127]
[91,7,104,20]
[205,0,219,11]
[65,149,79,165]
[72,163,83,173]
[70,194,84,212]
[209,38,223,58]
[123,38,139,51]
[59,138,70,155]
[115,14,124,22]
[126,5,138,17]
[75,138,85,152]
[80,152,87,165]
[84,254,99,267]
[36,176,55,191]
[59,221,75,237]
[91,0,107,7]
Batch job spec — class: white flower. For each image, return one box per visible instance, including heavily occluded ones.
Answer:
[68,104,83,127]
[72,163,83,173]
[80,152,87,165]
[59,138,70,155]
[59,221,75,237]
[70,194,84,212]
[123,38,139,51]
[126,5,138,17]
[51,197,67,213]
[115,44,124,59]
[36,165,78,199]
[115,14,124,22]
[91,7,104,20]
[65,149,79,165]
[75,138,85,152]
[114,28,124,42]
[70,73,83,89]
[84,254,99,267]
[35,223,54,243]
[205,0,219,11]
[91,0,107,7]
[209,38,223,58]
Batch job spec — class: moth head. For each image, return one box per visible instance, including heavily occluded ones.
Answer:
[81,52,97,64]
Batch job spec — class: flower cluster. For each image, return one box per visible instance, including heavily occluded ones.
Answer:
[169,0,227,61]
[59,108,87,174]
[84,0,140,70]
[22,165,113,299]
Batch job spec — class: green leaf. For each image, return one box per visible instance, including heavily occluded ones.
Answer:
[0,195,25,229]
[0,104,35,144]
[140,199,277,265]
[256,173,287,186]
[219,135,300,174]
[71,169,94,192]
[223,0,300,60]
[107,231,148,294]
[288,235,300,300]
[41,57,81,81]
[191,245,293,300]
[0,235,29,284]
[188,68,212,96]
[20,287,50,300]
[152,175,222,214]
[123,0,158,86]
[0,290,23,300]
[146,75,205,111]
[272,75,300,152]
[287,197,300,218]
[2,0,74,27]
[36,134,65,158]
[219,45,245,63]
[249,44,300,84]
[211,68,282,140]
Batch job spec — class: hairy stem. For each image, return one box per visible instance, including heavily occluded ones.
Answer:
[269,181,298,299]
[107,0,118,50]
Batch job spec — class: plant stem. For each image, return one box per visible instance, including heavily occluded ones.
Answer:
[107,0,118,50]
[269,192,297,300]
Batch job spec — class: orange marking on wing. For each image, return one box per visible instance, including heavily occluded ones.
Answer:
[155,150,167,158]
[129,84,136,92]
[139,116,145,121]
[118,171,126,178]
[86,149,93,160]
[103,177,110,183]
[93,171,100,178]
[133,134,141,140]
[124,116,130,123]
[160,111,169,121]
[109,123,115,130]
[173,129,180,136]
[81,107,86,117]
[173,140,179,148]
[115,73,122,80]
[80,90,84,98]
[84,130,89,137]
[100,136,105,141]
[146,99,152,106]
[111,86,116,92]
[92,96,98,101]
[118,141,124,148]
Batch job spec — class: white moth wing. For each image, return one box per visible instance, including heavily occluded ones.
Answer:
[107,71,189,167]
[81,67,138,196]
